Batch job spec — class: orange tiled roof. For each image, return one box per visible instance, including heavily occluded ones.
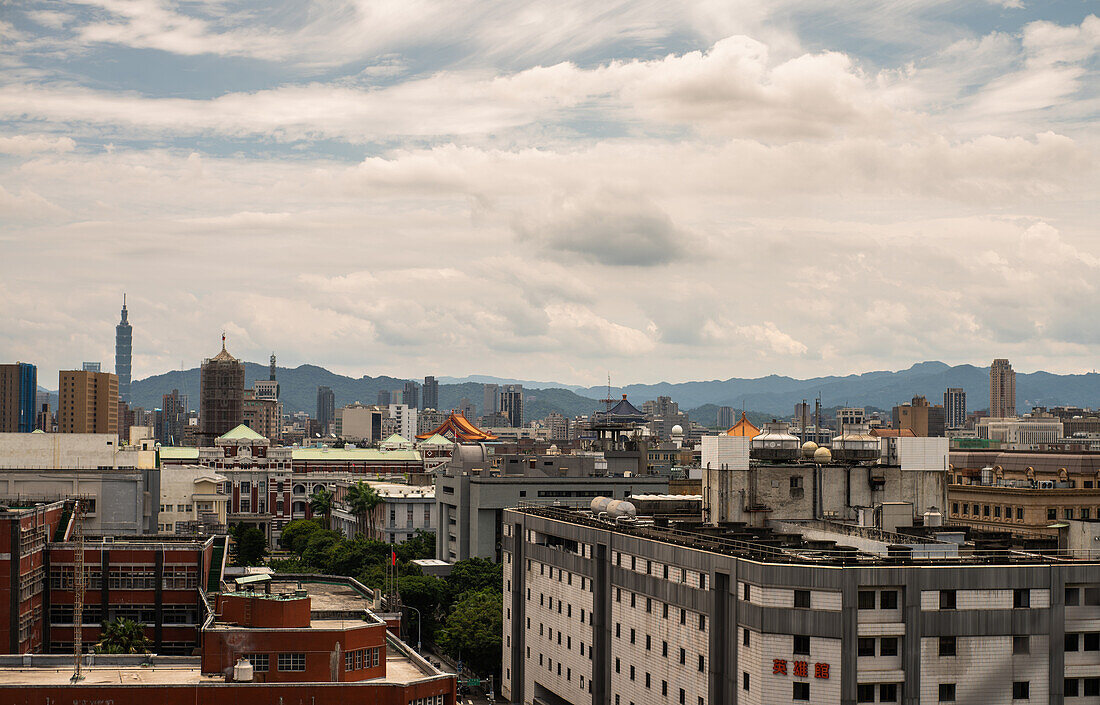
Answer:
[416,412,498,442]
[726,412,761,437]
[870,428,917,437]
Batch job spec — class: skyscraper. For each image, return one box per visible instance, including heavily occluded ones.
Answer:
[161,388,186,445]
[990,359,1016,418]
[423,375,439,410]
[115,295,132,404]
[717,406,734,429]
[58,369,119,434]
[500,384,523,428]
[483,383,500,416]
[944,388,966,429]
[0,362,37,433]
[377,389,392,407]
[198,336,244,445]
[317,386,335,433]
[403,380,420,410]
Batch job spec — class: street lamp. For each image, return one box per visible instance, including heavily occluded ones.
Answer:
[407,605,422,653]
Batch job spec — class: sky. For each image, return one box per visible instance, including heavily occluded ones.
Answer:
[1,1,1098,386]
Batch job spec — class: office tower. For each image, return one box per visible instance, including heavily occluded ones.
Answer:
[944,388,966,429]
[403,380,421,410]
[160,389,187,445]
[377,389,392,407]
[717,406,734,429]
[500,384,523,428]
[0,362,37,433]
[115,294,132,403]
[458,397,477,421]
[198,336,244,445]
[82,362,101,372]
[316,386,335,433]
[990,358,1016,418]
[483,383,500,416]
[423,376,439,410]
[58,369,119,434]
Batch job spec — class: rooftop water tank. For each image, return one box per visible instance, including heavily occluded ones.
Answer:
[750,421,801,461]
[233,657,254,682]
[606,500,637,519]
[813,447,833,465]
[590,497,613,514]
[801,441,819,459]
[831,424,879,462]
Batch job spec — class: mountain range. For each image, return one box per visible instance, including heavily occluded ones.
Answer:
[124,361,1100,423]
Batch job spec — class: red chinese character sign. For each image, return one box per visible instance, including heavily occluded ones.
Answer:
[772,659,787,675]
[772,659,830,679]
[793,661,808,678]
[815,663,830,679]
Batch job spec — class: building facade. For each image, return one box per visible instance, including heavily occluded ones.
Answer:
[944,388,966,430]
[501,385,523,428]
[0,363,37,433]
[423,376,439,411]
[503,505,1100,705]
[316,386,335,434]
[58,369,118,434]
[404,381,421,411]
[991,359,1016,418]
[198,341,244,446]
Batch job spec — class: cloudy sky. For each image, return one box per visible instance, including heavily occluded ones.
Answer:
[2,1,1098,386]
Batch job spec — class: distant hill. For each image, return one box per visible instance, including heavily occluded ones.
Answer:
[127,360,1100,421]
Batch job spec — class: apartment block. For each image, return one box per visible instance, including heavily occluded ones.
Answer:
[58,369,118,435]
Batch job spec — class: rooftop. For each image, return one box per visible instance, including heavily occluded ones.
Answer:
[511,505,1100,566]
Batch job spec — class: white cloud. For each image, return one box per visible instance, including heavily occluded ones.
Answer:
[0,134,75,155]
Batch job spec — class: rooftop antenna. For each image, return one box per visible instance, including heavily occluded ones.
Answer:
[601,373,615,413]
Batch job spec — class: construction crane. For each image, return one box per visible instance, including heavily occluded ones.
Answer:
[71,500,85,682]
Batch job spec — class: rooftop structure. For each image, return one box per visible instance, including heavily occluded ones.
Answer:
[417,412,497,442]
[725,411,761,438]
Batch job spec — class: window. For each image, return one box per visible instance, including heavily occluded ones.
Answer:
[858,591,876,609]
[1065,678,1079,697]
[858,684,876,702]
[1013,589,1030,608]
[278,653,305,671]
[1013,636,1029,655]
[995,506,1001,518]
[1066,633,1079,652]
[880,590,898,610]
[952,502,958,514]
[743,672,749,691]
[1084,632,1099,651]
[880,637,898,656]
[1066,508,1075,520]
[1085,679,1100,697]
[794,635,810,655]
[246,654,269,672]
[940,590,956,610]
[699,614,706,631]
[1066,586,1081,606]
[679,648,686,665]
[939,683,956,701]
[1048,508,1057,520]
[1083,508,1092,520]
[1012,682,1029,700]
[698,655,705,672]
[1085,587,1100,606]
[743,629,750,646]
[858,638,876,657]
[880,683,898,702]
[743,583,750,601]
[794,590,810,608]
[939,637,956,657]
[983,504,990,516]
[793,682,810,701]
[1016,507,1023,520]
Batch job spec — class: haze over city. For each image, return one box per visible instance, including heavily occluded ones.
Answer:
[3,2,1099,384]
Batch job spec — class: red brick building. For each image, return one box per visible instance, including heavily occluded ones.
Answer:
[0,501,67,654]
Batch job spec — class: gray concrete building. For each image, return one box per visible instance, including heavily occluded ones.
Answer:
[503,505,1100,705]
[436,446,668,562]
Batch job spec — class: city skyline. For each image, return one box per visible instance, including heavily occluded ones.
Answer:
[2,3,1098,385]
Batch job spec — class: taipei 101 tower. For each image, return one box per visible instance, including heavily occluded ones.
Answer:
[115,294,132,403]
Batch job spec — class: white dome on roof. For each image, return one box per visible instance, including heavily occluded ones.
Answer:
[671,424,684,435]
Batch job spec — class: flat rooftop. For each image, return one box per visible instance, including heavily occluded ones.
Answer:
[513,506,1100,566]
[269,578,373,613]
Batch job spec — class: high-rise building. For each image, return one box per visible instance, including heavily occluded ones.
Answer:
[161,388,186,445]
[717,406,734,429]
[458,397,477,420]
[423,375,439,410]
[944,387,966,429]
[483,383,500,416]
[115,294,132,403]
[0,362,37,433]
[317,386,335,433]
[58,368,118,434]
[377,389,392,407]
[403,380,420,410]
[198,337,244,445]
[500,384,523,428]
[892,394,945,437]
[990,358,1016,418]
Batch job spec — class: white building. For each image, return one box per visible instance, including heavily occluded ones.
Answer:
[332,481,435,544]
[977,417,1064,448]
[388,404,418,443]
[156,465,229,534]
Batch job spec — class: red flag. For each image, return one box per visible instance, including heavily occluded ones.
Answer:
[391,549,397,566]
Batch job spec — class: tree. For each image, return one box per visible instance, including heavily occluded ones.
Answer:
[445,557,502,601]
[345,482,383,539]
[95,617,151,654]
[397,529,436,562]
[230,524,268,566]
[437,589,502,676]
[309,487,335,529]
[280,518,322,555]
[399,574,448,643]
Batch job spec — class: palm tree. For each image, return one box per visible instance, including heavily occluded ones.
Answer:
[345,481,383,539]
[95,617,151,654]
[309,487,335,530]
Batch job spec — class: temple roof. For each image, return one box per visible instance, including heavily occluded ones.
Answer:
[607,395,646,419]
[419,433,454,446]
[726,412,761,437]
[416,413,497,442]
[218,424,265,441]
[381,433,410,445]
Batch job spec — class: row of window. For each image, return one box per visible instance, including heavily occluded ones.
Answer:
[936,588,1032,610]
[50,565,198,591]
[244,653,305,672]
[1065,678,1100,698]
[938,635,1031,656]
[344,647,381,671]
[613,551,706,588]
[858,683,899,702]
